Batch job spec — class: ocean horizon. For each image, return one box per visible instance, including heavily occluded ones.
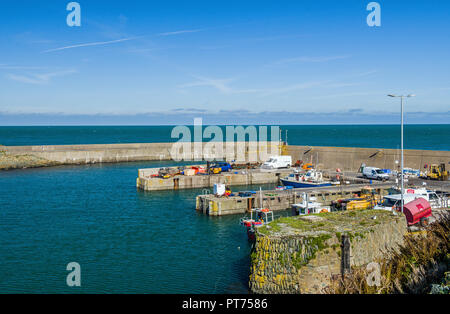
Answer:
[1,124,449,151]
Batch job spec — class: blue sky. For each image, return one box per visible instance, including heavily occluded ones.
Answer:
[0,0,449,125]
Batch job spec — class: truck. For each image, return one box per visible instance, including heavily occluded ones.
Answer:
[387,187,443,209]
[362,166,390,181]
[261,156,292,170]
[209,162,232,174]
[374,194,418,211]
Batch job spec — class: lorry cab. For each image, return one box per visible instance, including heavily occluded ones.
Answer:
[374,194,417,211]
[261,156,292,170]
[362,166,389,181]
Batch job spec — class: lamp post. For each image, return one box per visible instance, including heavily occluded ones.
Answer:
[387,94,415,214]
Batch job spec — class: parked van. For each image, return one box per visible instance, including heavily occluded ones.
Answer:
[261,156,292,170]
[362,166,389,181]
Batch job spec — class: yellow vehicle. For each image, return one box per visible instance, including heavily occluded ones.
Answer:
[332,187,380,211]
[346,197,376,210]
[426,163,448,181]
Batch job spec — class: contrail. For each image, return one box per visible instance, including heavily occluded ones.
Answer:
[157,29,202,36]
[42,37,138,53]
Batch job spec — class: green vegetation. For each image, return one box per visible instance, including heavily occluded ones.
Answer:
[257,210,394,237]
[327,211,450,294]
[291,234,332,269]
[430,271,450,294]
[0,153,59,170]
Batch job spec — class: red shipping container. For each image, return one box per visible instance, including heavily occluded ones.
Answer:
[402,198,432,226]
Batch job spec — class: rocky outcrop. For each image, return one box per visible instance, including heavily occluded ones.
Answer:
[249,210,407,293]
[0,151,60,170]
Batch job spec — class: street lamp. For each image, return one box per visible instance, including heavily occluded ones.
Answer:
[387,94,415,214]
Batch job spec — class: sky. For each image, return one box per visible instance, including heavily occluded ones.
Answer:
[0,0,449,125]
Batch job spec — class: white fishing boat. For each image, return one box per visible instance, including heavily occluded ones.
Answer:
[281,169,332,188]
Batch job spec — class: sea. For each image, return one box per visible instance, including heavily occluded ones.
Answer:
[0,125,448,293]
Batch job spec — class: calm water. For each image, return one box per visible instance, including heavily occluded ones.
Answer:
[0,161,283,293]
[0,125,449,150]
[0,124,448,293]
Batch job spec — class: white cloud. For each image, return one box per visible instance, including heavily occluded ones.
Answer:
[274,55,351,65]
[6,70,77,84]
[179,76,234,93]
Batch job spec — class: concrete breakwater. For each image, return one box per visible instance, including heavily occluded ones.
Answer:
[0,142,279,169]
[1,142,449,171]
[288,145,450,172]
[196,183,391,216]
[137,167,292,191]
[249,210,407,294]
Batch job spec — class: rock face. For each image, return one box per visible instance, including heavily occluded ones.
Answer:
[249,210,407,294]
[0,151,59,170]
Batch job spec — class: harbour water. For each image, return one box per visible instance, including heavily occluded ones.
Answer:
[0,160,281,293]
[1,124,449,150]
[0,124,448,293]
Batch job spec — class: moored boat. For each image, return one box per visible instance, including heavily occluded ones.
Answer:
[281,169,332,188]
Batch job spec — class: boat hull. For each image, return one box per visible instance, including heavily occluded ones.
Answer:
[280,178,332,188]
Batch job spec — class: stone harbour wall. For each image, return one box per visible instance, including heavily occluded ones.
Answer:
[2,143,449,171]
[249,210,408,293]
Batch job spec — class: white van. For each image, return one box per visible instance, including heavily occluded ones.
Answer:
[362,166,389,181]
[261,156,292,169]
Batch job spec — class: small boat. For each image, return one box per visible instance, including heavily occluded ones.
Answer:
[291,193,330,215]
[240,208,274,241]
[240,188,274,241]
[281,169,332,188]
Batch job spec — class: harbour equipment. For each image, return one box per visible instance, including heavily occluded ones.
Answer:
[231,162,261,169]
[426,163,448,181]
[213,183,226,196]
[402,198,432,227]
[238,191,255,197]
[332,187,379,211]
[183,168,196,176]
[402,168,420,177]
[158,167,179,178]
[280,169,332,188]
[191,166,206,174]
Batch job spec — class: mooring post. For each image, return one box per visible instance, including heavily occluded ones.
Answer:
[341,234,351,277]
